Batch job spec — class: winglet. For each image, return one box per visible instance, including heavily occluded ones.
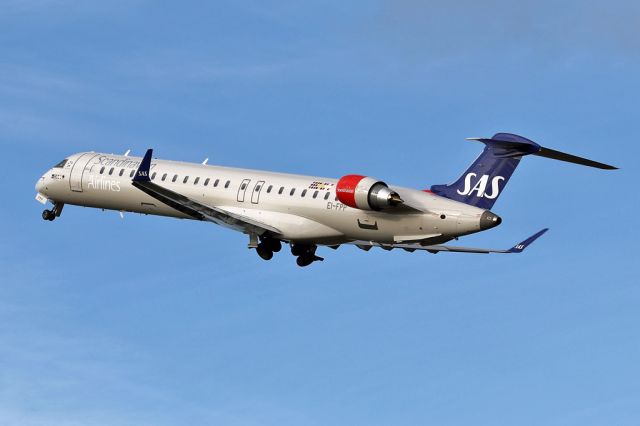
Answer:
[133,149,153,182]
[508,228,549,253]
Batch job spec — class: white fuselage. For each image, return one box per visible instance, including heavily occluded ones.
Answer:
[36,152,489,245]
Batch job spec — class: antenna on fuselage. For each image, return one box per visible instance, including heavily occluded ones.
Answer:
[123,149,131,157]
[202,158,209,165]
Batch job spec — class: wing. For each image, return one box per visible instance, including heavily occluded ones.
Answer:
[132,149,281,236]
[348,228,549,254]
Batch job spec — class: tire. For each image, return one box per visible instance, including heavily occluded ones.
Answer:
[269,239,282,253]
[291,244,310,257]
[296,256,313,267]
[42,210,54,221]
[256,244,273,261]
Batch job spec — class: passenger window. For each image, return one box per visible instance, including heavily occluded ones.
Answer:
[119,169,124,177]
[100,167,105,174]
[204,178,210,186]
[214,179,219,187]
[194,177,200,185]
[109,168,114,175]
[151,172,157,180]
[313,190,318,199]
[324,192,330,200]
[267,185,273,193]
[290,188,295,196]
[278,186,284,194]
[162,173,167,181]
[301,189,307,197]
[183,176,189,184]
[172,175,178,182]
[225,180,230,188]
[255,184,261,192]
[241,182,247,190]
[130,170,135,178]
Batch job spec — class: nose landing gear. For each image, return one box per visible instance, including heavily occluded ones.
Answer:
[42,202,64,222]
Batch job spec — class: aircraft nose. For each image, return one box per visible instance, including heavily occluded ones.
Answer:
[35,176,45,193]
[480,210,502,230]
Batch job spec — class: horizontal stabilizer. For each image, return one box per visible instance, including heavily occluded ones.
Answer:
[533,147,617,170]
[468,133,618,169]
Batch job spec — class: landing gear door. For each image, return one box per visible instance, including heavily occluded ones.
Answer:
[251,180,265,204]
[237,178,251,202]
[69,153,98,192]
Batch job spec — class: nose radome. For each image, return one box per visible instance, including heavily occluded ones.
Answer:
[480,210,502,230]
[35,176,45,193]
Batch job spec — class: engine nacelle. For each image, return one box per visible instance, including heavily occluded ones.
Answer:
[336,174,403,211]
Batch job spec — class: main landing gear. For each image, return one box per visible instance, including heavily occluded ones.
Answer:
[291,244,324,267]
[251,235,323,267]
[255,236,282,261]
[42,202,64,222]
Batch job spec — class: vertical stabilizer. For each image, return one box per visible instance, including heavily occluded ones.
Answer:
[430,133,616,209]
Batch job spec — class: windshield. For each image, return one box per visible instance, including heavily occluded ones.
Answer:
[53,159,68,168]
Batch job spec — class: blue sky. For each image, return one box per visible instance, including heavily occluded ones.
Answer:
[1,1,639,424]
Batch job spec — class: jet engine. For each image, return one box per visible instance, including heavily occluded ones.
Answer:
[336,174,403,211]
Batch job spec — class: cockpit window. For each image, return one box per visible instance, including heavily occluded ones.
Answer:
[53,159,68,168]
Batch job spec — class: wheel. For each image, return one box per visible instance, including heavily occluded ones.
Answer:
[296,256,313,267]
[42,209,54,221]
[256,244,273,261]
[269,239,282,253]
[291,244,311,257]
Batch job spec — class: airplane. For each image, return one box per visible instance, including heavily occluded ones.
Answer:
[35,133,616,267]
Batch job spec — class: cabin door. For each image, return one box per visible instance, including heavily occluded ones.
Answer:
[251,180,265,204]
[237,178,251,202]
[69,153,99,192]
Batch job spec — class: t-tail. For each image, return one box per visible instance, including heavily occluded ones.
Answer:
[430,133,617,209]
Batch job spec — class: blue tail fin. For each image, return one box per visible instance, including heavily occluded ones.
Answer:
[430,133,616,209]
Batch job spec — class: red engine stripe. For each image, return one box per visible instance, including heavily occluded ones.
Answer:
[336,174,366,208]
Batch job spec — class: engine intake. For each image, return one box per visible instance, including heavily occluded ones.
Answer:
[336,174,403,211]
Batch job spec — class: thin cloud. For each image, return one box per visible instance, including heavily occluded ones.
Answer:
[116,52,295,85]
[366,0,640,59]
[2,0,145,16]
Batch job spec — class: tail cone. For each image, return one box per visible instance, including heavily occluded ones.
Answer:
[480,211,502,230]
